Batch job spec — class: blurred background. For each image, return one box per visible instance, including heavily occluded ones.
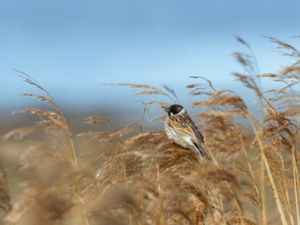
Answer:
[0,0,299,130]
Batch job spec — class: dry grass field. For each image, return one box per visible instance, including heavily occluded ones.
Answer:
[1,37,300,225]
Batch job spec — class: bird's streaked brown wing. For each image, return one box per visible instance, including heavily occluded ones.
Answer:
[169,113,204,144]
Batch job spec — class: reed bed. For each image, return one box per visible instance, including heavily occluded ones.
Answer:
[0,37,300,225]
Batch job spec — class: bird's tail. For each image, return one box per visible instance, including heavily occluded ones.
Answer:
[193,142,211,160]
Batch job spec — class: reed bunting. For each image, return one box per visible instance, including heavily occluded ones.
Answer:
[164,104,209,159]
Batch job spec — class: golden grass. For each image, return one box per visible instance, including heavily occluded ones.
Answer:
[0,37,300,225]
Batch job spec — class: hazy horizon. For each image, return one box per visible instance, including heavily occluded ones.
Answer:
[1,0,299,115]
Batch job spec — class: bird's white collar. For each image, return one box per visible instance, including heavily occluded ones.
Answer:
[171,108,185,116]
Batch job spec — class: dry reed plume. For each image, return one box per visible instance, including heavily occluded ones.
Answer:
[0,37,300,225]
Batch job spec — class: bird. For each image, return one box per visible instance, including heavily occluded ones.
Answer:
[164,104,209,159]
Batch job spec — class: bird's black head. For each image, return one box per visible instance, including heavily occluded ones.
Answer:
[165,104,184,116]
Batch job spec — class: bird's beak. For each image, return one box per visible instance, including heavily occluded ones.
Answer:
[164,108,170,113]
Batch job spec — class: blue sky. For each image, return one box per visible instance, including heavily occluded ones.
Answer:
[0,0,299,114]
